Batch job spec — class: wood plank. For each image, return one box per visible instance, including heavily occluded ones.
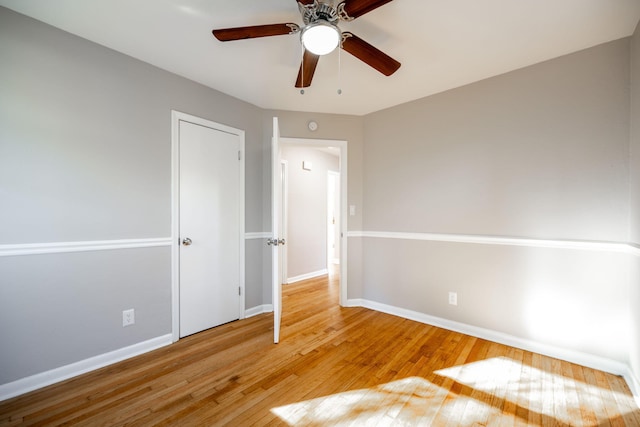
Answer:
[1,272,639,426]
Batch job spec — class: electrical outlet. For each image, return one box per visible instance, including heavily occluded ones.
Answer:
[122,309,135,327]
[448,292,458,306]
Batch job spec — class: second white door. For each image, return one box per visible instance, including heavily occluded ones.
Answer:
[179,119,242,338]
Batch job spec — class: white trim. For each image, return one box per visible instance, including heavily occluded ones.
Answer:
[245,304,274,318]
[348,298,632,378]
[245,232,271,240]
[0,238,172,257]
[287,269,329,284]
[171,111,181,342]
[238,129,246,322]
[171,111,246,343]
[0,334,172,402]
[343,298,366,308]
[347,230,640,256]
[621,366,640,408]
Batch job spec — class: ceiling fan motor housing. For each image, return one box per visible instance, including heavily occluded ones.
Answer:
[300,1,340,26]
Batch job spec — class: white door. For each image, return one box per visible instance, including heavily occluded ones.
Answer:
[179,120,241,338]
[271,117,283,343]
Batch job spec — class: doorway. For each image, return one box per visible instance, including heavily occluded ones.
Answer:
[171,111,245,341]
[279,138,347,305]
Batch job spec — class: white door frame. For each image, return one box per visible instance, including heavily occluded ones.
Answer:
[171,110,245,343]
[279,137,348,306]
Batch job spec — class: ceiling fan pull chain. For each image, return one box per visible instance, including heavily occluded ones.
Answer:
[337,32,352,95]
[300,42,306,95]
[337,43,342,95]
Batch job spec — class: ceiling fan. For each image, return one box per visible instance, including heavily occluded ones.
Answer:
[212,0,401,89]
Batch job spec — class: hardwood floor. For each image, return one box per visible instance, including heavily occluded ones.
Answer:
[1,271,639,426]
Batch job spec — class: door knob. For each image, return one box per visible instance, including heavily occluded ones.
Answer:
[182,237,193,246]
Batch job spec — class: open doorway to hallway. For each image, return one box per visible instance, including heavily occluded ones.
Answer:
[278,139,346,307]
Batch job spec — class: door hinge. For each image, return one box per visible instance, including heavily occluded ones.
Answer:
[238,150,241,161]
[239,286,242,296]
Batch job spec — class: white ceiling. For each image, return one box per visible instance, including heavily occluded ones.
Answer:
[2,0,640,116]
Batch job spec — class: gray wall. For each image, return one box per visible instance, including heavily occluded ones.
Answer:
[0,7,264,385]
[0,249,171,382]
[630,21,640,382]
[281,145,339,279]
[361,38,633,363]
[364,40,629,241]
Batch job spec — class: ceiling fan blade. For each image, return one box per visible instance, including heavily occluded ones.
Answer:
[297,0,315,5]
[212,23,299,42]
[338,0,394,19]
[341,32,400,76]
[295,50,320,88]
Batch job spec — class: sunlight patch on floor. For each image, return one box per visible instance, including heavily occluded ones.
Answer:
[434,356,637,425]
[271,357,638,426]
[271,377,447,426]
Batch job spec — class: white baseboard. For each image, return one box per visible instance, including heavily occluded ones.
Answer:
[288,269,328,284]
[344,298,366,308]
[346,298,638,399]
[0,334,172,402]
[622,366,640,408]
[245,304,273,318]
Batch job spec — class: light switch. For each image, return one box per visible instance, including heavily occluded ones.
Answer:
[349,205,356,216]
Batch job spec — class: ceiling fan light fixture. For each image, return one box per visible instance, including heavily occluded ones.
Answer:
[301,20,340,55]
